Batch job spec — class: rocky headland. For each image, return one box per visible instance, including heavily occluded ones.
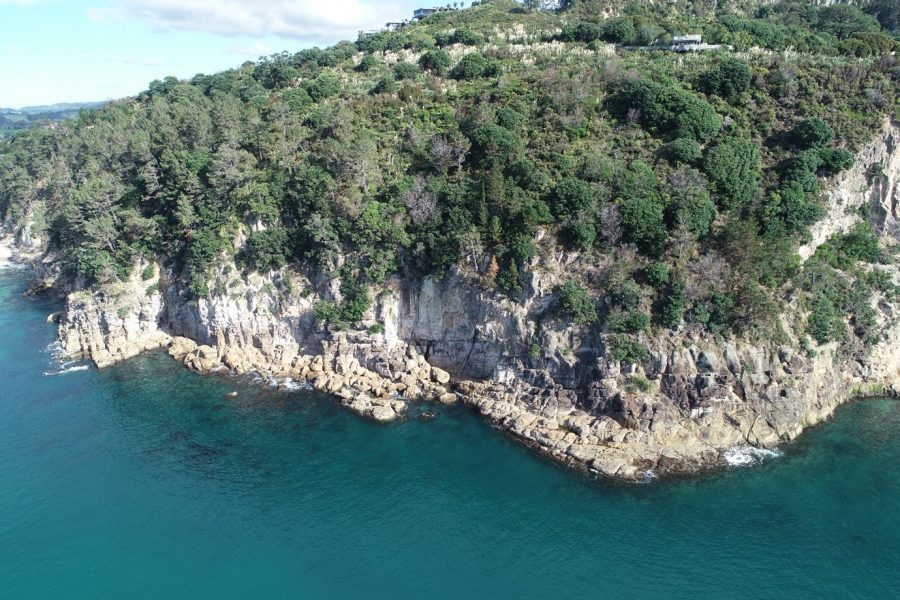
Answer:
[5,119,899,480]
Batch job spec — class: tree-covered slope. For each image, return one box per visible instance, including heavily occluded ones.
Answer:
[1,0,898,355]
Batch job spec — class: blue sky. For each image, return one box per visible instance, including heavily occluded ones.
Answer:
[0,0,427,108]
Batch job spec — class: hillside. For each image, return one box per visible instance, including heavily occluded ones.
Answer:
[2,0,900,477]
[0,102,107,139]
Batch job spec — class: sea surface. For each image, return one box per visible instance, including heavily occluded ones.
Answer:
[1,269,898,599]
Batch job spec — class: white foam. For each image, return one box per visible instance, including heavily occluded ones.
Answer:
[637,469,658,483]
[0,260,28,271]
[273,377,310,391]
[43,341,90,375]
[723,445,783,467]
[44,365,89,376]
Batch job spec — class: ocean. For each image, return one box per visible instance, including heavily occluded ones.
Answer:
[1,269,898,599]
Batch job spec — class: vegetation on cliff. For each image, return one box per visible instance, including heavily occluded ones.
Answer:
[1,0,898,354]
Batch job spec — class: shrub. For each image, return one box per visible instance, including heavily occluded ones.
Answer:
[624,374,652,393]
[393,61,420,80]
[558,281,598,324]
[646,262,670,288]
[609,334,648,364]
[451,53,499,79]
[419,49,451,73]
[314,276,372,328]
[608,309,650,333]
[664,138,702,164]
[241,229,289,272]
[452,28,484,45]
[610,280,642,310]
[141,264,155,280]
[496,258,522,295]
[808,296,841,343]
[563,219,597,251]
[815,222,881,270]
[817,148,854,176]
[355,54,379,72]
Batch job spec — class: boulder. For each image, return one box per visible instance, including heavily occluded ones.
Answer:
[431,367,451,384]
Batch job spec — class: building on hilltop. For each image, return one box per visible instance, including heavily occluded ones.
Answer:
[413,5,463,21]
[672,34,702,50]
[670,34,730,52]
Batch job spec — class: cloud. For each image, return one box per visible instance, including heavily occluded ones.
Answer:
[116,0,404,42]
[227,42,273,56]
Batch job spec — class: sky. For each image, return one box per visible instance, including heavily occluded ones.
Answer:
[0,0,427,108]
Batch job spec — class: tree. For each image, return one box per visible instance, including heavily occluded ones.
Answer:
[659,282,685,328]
[550,177,594,218]
[790,117,833,149]
[620,193,666,256]
[305,72,342,101]
[468,124,521,164]
[603,17,635,43]
[703,137,761,209]
[665,168,716,238]
[563,219,597,251]
[704,58,752,99]
[868,0,900,34]
[611,79,721,142]
[560,22,604,43]
[817,4,881,39]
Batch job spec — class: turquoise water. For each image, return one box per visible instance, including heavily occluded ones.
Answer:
[1,269,899,599]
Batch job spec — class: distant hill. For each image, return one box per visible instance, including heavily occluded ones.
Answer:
[0,101,107,138]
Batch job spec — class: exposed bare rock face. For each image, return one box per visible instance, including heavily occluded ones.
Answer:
[53,119,900,480]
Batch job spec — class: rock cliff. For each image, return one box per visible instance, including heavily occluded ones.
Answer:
[48,118,900,480]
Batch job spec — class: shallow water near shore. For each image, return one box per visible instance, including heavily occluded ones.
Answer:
[1,270,899,599]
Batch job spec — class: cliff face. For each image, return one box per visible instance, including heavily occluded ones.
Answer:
[53,119,900,480]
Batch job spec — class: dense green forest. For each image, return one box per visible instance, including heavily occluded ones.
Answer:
[1,0,898,352]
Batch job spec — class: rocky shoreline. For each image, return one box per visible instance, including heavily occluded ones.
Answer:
[6,118,900,480]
